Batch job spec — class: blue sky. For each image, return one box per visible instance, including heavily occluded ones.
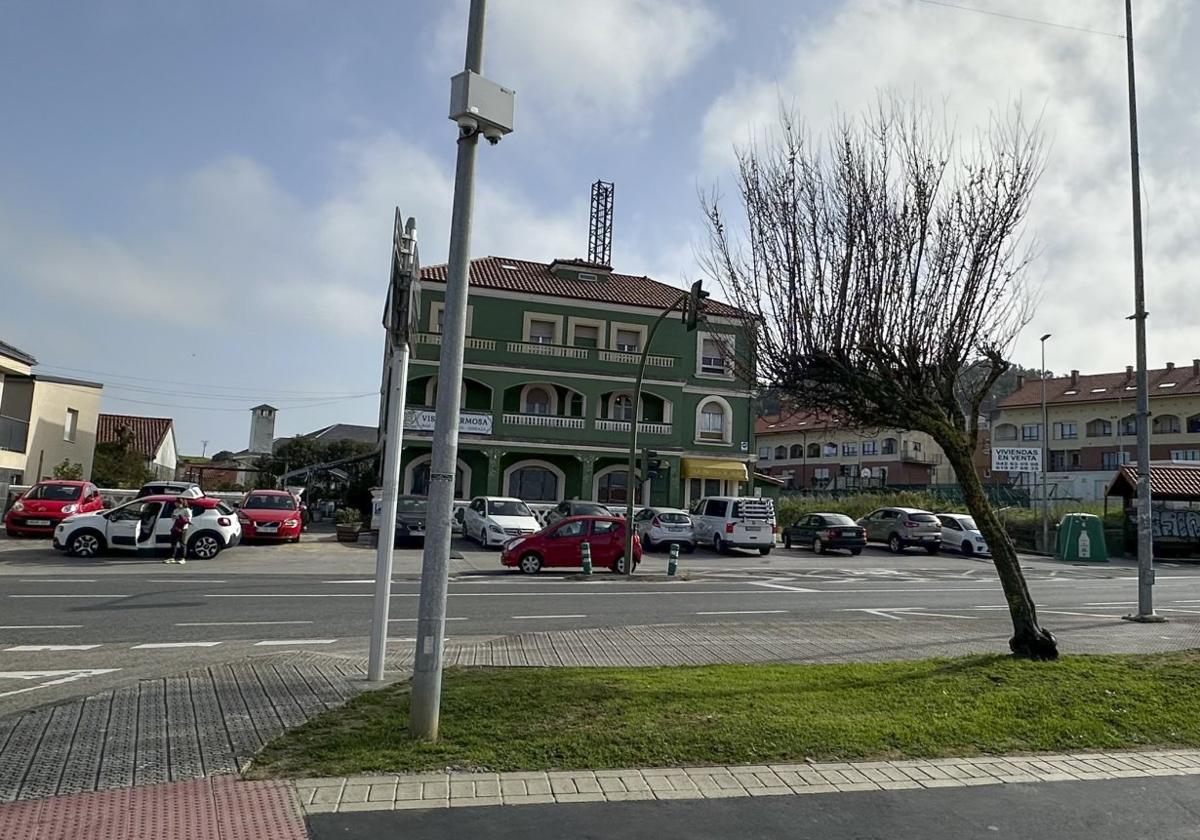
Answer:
[3,1,1197,454]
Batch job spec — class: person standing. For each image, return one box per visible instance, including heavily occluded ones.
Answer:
[166,499,193,564]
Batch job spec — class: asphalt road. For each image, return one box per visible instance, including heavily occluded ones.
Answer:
[308,775,1200,840]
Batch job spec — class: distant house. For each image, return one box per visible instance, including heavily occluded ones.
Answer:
[284,423,379,451]
[97,414,179,481]
[0,339,103,486]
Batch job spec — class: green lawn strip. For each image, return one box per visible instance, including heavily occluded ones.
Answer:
[249,652,1200,779]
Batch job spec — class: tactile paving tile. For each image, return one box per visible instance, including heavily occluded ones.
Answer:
[20,702,81,800]
[0,707,52,802]
[188,672,237,777]
[212,777,308,840]
[133,679,169,788]
[97,685,137,791]
[57,693,112,796]
[164,675,203,781]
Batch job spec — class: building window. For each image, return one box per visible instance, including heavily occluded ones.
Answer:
[758,446,771,460]
[597,469,639,504]
[911,441,922,452]
[1170,450,1200,461]
[822,442,837,457]
[1188,414,1200,434]
[1155,415,1181,434]
[430,302,473,335]
[1101,451,1130,470]
[790,444,804,458]
[882,437,898,454]
[700,336,727,375]
[842,442,858,457]
[806,442,820,458]
[993,424,1017,442]
[862,440,877,456]
[1087,419,1112,438]
[1021,424,1041,441]
[507,465,560,501]
[1119,414,1137,436]
[615,328,640,353]
[573,324,599,348]
[524,387,552,415]
[528,319,556,345]
[698,401,726,442]
[814,467,830,480]
[1050,450,1081,470]
[774,445,787,460]
[612,394,635,421]
[64,408,79,443]
[409,461,466,499]
[689,477,724,499]
[1053,421,1077,440]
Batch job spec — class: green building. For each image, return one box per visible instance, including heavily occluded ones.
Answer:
[396,256,756,509]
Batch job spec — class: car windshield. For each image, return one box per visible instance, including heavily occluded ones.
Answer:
[489,500,532,517]
[26,484,81,501]
[396,498,427,513]
[243,495,296,510]
[658,512,690,524]
[821,514,858,526]
[907,513,937,523]
[955,516,978,530]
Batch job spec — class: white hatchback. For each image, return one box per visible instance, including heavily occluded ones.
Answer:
[632,507,695,552]
[53,495,241,560]
[463,496,541,548]
[936,513,991,557]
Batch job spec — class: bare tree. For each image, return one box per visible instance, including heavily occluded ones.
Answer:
[702,98,1057,659]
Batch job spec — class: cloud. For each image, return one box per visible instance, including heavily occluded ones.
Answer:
[695,0,1199,371]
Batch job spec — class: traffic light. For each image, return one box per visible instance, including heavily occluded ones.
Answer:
[684,279,709,332]
[643,449,661,480]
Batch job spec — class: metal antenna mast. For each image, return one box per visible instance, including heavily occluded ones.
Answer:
[587,180,614,266]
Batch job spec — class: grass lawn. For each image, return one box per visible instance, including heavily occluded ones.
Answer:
[249,653,1200,779]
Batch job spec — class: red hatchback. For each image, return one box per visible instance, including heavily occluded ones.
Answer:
[4,480,104,537]
[237,490,304,543]
[501,515,641,575]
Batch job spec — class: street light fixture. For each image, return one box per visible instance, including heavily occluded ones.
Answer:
[1040,333,1051,554]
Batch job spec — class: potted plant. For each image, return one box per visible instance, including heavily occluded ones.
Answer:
[335,508,363,543]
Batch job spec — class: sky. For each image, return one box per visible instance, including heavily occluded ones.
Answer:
[2,0,1197,455]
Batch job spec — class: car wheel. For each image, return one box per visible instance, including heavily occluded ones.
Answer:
[925,545,941,556]
[67,530,103,558]
[850,548,863,556]
[813,537,826,555]
[5,527,18,538]
[961,541,973,557]
[291,536,301,544]
[613,554,630,574]
[519,553,541,575]
[189,533,222,560]
[758,547,772,556]
[712,534,726,555]
[888,534,904,554]
[783,534,792,549]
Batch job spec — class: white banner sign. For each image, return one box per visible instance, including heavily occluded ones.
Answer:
[991,446,1042,473]
[403,409,493,435]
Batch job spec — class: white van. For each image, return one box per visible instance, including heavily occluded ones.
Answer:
[690,496,776,555]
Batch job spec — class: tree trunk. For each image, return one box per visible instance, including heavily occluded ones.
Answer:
[939,436,1058,660]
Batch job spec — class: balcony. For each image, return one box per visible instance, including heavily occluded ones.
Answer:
[594,419,673,435]
[597,349,675,369]
[900,443,941,464]
[502,413,586,430]
[505,341,589,360]
[415,332,495,351]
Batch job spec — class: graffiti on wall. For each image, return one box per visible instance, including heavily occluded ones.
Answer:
[1151,507,1200,541]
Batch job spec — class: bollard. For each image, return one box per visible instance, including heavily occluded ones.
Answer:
[667,543,679,577]
[581,541,592,575]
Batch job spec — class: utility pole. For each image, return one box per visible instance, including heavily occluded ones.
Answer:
[368,210,419,682]
[410,0,514,739]
[1039,334,1051,553]
[1122,0,1161,623]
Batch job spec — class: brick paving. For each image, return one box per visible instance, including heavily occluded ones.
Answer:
[295,749,1200,814]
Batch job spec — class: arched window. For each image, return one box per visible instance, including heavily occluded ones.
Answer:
[525,387,552,416]
[1154,414,1181,434]
[790,444,804,458]
[595,468,640,504]
[507,466,559,501]
[1189,414,1200,434]
[408,461,466,499]
[806,442,820,458]
[774,445,788,459]
[1119,414,1137,436]
[881,437,898,455]
[822,441,837,457]
[611,394,634,421]
[1087,418,1112,438]
[698,401,726,441]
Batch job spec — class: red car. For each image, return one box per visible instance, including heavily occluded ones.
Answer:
[237,490,304,543]
[4,480,104,537]
[501,515,641,575]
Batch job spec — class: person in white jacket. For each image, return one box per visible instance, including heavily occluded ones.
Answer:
[166,499,193,564]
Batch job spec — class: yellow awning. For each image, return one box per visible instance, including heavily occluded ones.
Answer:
[681,458,749,481]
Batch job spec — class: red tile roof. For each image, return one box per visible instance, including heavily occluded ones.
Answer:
[756,410,850,435]
[97,414,173,459]
[420,256,744,318]
[1107,462,1200,500]
[1000,363,1200,408]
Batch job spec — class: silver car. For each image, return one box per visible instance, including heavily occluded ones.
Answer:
[857,507,942,555]
[632,507,695,552]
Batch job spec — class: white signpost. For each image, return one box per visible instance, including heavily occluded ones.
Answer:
[991,446,1043,473]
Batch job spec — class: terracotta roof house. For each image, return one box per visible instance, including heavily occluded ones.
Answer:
[97,414,178,480]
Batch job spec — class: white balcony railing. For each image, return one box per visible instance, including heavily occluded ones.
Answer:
[595,419,673,435]
[503,413,586,430]
[506,341,589,359]
[416,332,495,351]
[597,350,674,368]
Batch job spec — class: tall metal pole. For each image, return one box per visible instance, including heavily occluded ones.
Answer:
[1040,334,1050,554]
[410,0,488,738]
[1123,0,1159,622]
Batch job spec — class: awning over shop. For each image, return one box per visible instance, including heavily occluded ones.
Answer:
[682,458,749,481]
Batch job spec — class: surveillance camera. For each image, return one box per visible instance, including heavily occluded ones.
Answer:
[483,127,502,145]
[455,115,479,136]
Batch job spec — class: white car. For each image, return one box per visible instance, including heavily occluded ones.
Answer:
[632,507,695,552]
[463,496,541,548]
[690,496,776,555]
[936,513,991,557]
[53,495,241,560]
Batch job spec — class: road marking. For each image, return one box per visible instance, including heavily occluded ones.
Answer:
[131,642,223,649]
[696,610,789,616]
[145,579,227,583]
[9,594,130,599]
[1085,602,1136,606]
[0,625,84,630]
[750,582,820,593]
[205,586,1011,599]
[511,614,587,620]
[254,639,337,646]
[5,644,102,651]
[17,579,96,583]
[840,607,977,621]
[1038,610,1115,618]
[0,669,119,699]
[388,617,469,622]
[175,621,315,627]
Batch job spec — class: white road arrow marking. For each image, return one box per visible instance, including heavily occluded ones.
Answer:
[0,669,119,699]
[840,607,978,621]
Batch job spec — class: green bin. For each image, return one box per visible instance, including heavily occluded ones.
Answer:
[1055,513,1108,563]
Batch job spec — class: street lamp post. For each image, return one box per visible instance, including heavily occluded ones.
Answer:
[1040,333,1051,554]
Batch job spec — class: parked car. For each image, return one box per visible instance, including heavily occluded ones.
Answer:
[53,495,240,559]
[632,507,695,552]
[782,513,866,555]
[858,507,941,554]
[463,496,541,548]
[237,490,304,543]
[4,480,105,537]
[937,513,991,557]
[690,496,776,555]
[501,515,641,574]
[545,500,612,527]
[136,481,203,499]
[391,495,428,546]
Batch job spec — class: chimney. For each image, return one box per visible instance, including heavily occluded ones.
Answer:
[1070,370,1079,386]
[1125,365,1134,383]
[1193,358,1199,376]
[1166,361,1175,371]
[1016,375,1025,390]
